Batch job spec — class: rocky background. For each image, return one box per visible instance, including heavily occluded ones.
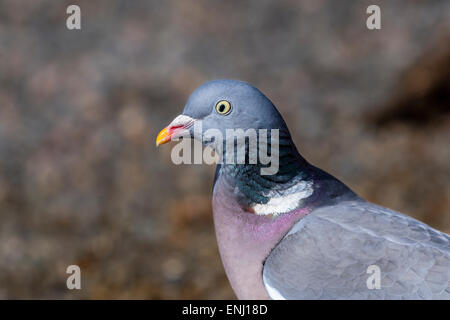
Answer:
[0,0,449,299]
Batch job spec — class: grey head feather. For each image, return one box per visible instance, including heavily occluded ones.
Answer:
[183,80,318,208]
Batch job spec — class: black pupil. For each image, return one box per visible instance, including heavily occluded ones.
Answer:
[219,104,226,112]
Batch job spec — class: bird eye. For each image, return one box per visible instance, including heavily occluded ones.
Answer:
[215,100,232,115]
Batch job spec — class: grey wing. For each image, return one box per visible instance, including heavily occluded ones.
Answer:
[263,200,450,299]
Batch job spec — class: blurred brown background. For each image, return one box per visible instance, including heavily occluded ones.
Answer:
[0,0,449,299]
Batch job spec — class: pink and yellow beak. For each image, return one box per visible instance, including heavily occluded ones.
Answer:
[156,115,195,146]
[155,126,174,146]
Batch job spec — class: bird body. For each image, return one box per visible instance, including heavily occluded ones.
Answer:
[157,80,450,299]
[263,200,450,299]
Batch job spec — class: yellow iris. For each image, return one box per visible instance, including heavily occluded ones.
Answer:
[215,100,232,115]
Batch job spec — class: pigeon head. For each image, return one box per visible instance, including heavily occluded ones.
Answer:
[156,80,308,209]
[155,80,291,149]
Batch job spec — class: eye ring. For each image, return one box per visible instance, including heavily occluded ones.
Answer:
[215,100,232,115]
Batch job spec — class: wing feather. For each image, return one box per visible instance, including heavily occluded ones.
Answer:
[263,200,450,299]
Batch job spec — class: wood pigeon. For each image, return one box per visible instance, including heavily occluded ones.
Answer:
[156,80,450,299]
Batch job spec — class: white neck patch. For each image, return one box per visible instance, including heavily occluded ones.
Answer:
[250,180,313,216]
